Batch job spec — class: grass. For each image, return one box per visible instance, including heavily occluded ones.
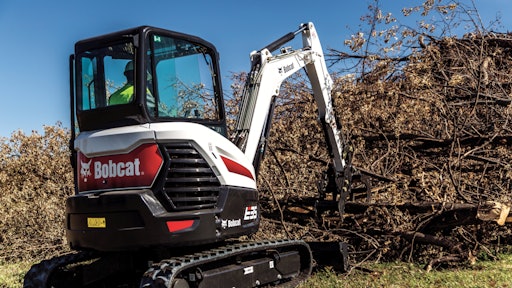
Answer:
[2,255,511,288]
[0,261,32,288]
[301,254,512,288]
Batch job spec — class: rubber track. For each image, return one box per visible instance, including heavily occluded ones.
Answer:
[23,251,97,288]
[140,239,312,288]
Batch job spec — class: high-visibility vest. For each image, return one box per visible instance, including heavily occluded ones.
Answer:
[109,84,134,105]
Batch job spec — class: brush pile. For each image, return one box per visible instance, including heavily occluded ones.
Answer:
[253,32,512,267]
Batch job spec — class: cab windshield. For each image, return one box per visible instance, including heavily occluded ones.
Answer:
[147,34,220,120]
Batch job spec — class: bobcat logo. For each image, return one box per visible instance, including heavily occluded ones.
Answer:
[80,160,92,182]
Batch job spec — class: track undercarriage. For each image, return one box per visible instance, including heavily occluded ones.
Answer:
[24,240,318,288]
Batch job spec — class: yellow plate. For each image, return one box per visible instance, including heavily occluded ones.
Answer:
[87,217,106,228]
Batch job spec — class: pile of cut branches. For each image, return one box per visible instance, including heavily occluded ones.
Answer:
[250,31,512,267]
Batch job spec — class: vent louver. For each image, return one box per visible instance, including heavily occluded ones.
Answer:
[162,142,220,211]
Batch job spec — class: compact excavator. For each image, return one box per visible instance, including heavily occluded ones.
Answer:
[24,22,354,287]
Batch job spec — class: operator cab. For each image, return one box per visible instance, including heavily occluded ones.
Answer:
[71,26,226,136]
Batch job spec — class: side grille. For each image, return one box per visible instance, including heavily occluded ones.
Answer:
[162,142,220,211]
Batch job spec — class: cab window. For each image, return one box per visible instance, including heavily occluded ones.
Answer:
[77,41,135,111]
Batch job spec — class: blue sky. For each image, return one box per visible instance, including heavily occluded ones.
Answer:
[0,0,510,137]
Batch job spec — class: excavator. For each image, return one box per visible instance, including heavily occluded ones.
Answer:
[24,22,354,287]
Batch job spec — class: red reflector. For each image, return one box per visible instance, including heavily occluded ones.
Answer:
[220,155,254,180]
[166,220,194,233]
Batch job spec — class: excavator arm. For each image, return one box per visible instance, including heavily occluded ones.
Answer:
[234,22,352,212]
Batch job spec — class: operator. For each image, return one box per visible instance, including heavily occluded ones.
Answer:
[109,61,135,105]
[109,61,174,118]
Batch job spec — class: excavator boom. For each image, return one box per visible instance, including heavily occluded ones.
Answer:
[235,22,351,202]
